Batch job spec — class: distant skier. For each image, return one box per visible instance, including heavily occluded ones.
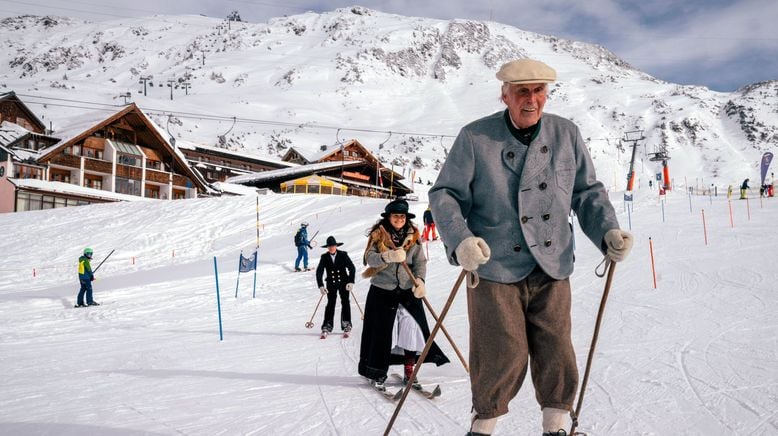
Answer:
[75,248,98,307]
[740,178,750,199]
[294,222,313,272]
[422,206,438,241]
[316,236,356,338]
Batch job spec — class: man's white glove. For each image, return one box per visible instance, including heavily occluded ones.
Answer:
[345,283,354,292]
[455,236,491,271]
[412,278,426,299]
[604,229,634,262]
[381,248,406,263]
[319,286,328,295]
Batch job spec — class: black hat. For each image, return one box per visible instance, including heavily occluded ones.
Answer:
[322,236,344,248]
[381,198,416,219]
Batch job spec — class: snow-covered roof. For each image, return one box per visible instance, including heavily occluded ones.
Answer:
[226,160,362,185]
[9,178,151,202]
[0,121,30,147]
[177,140,295,168]
[211,181,266,196]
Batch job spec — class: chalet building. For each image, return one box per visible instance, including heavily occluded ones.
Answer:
[177,140,294,183]
[1,98,213,213]
[227,139,413,198]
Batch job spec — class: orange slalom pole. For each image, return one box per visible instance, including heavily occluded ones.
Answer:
[728,200,734,228]
[701,209,708,246]
[649,237,657,289]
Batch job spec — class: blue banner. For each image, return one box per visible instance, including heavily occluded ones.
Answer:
[760,152,773,185]
[239,251,257,273]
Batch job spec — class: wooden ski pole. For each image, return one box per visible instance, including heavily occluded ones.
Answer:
[379,227,469,373]
[570,261,617,436]
[350,289,364,320]
[384,269,468,436]
[304,294,325,329]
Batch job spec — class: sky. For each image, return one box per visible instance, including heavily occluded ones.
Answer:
[1,0,776,91]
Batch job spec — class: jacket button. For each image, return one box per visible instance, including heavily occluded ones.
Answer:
[544,240,552,247]
[507,151,515,159]
[539,182,547,190]
[521,216,529,223]
[513,245,521,252]
[542,213,550,220]
[540,145,548,153]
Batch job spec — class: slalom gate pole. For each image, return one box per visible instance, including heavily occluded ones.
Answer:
[252,261,258,299]
[728,200,734,228]
[305,294,325,329]
[92,249,116,273]
[649,237,657,289]
[746,197,751,221]
[384,270,468,436]
[235,251,242,298]
[569,261,617,436]
[378,226,469,373]
[214,256,223,341]
[701,209,708,246]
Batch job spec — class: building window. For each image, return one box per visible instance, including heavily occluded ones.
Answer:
[13,165,43,180]
[83,148,104,160]
[147,160,162,171]
[116,177,141,196]
[84,175,103,190]
[118,154,140,167]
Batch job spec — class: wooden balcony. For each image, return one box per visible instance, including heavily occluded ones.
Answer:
[116,164,143,180]
[84,158,112,174]
[172,174,189,187]
[49,154,81,169]
[146,168,170,184]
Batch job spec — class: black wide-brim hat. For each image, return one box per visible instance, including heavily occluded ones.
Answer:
[380,198,416,219]
[322,235,344,248]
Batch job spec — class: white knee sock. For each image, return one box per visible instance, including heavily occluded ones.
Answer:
[542,407,568,432]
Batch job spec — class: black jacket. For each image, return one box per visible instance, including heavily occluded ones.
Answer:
[423,209,434,225]
[316,250,356,288]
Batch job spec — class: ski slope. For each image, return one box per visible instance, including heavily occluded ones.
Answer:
[0,187,776,435]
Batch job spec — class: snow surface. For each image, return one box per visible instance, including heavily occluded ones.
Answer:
[1,186,776,435]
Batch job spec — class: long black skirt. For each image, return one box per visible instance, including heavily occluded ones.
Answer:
[358,284,450,381]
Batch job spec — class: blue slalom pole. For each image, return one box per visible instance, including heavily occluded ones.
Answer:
[235,250,242,298]
[214,256,223,341]
[252,250,258,299]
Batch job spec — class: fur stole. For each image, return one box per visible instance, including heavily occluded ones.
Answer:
[361,224,420,278]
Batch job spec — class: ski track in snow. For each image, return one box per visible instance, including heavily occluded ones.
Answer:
[1,191,777,435]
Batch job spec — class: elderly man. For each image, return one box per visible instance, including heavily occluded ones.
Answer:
[429,59,633,436]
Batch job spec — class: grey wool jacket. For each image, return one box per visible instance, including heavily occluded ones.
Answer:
[429,110,620,283]
[363,225,426,291]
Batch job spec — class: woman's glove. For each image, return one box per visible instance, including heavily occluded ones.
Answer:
[412,278,426,299]
[381,248,406,263]
[319,286,328,295]
[345,283,354,291]
[604,229,634,262]
[455,236,491,271]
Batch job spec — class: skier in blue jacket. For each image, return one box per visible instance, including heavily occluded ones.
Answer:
[75,248,99,307]
[294,223,314,271]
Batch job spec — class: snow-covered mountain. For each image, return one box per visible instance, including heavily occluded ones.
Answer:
[1,7,776,188]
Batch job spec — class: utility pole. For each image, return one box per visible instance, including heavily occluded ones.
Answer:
[167,79,176,100]
[621,129,645,200]
[138,76,151,96]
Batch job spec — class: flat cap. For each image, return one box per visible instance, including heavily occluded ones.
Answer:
[496,59,556,84]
